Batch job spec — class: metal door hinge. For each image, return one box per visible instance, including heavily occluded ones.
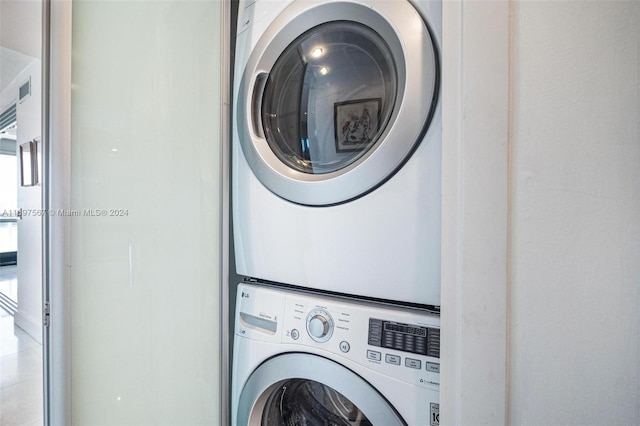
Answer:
[43,302,50,327]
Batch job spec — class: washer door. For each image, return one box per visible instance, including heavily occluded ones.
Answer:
[237,0,438,206]
[237,353,406,426]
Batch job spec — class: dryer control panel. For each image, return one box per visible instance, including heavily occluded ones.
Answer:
[235,283,440,392]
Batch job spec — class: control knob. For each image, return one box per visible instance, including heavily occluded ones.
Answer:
[306,309,334,343]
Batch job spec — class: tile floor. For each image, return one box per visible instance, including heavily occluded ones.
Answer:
[0,265,18,315]
[0,265,18,302]
[0,266,43,426]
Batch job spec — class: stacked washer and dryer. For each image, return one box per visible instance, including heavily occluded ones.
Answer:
[231,0,442,424]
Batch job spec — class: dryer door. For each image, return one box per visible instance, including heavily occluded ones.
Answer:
[237,353,406,425]
[237,0,438,206]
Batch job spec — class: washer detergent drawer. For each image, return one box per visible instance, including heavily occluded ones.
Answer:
[235,285,285,342]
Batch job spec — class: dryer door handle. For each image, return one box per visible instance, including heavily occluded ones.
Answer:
[251,72,268,140]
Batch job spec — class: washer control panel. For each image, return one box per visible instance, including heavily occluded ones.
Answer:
[235,283,440,391]
[368,318,440,358]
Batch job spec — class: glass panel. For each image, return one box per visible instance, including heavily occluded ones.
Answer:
[262,21,397,174]
[70,0,222,423]
[261,379,373,425]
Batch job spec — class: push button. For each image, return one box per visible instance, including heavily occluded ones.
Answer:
[426,362,440,373]
[367,350,382,362]
[290,329,299,340]
[385,354,401,365]
[405,358,421,369]
[340,341,350,353]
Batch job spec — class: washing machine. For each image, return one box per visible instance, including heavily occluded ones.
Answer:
[232,0,442,306]
[232,283,441,425]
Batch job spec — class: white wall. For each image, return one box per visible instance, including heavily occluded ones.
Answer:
[0,56,43,343]
[0,0,43,345]
[14,59,43,343]
[442,1,639,424]
[0,0,42,58]
[0,0,42,93]
[509,1,640,424]
[67,0,223,423]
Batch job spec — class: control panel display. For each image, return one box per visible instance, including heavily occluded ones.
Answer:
[368,318,440,358]
[385,323,427,337]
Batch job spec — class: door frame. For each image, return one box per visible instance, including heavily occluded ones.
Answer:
[45,0,512,424]
[44,0,71,423]
[440,1,510,424]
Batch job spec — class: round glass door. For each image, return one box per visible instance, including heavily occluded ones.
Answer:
[237,354,406,426]
[262,379,372,425]
[262,21,397,175]
[237,0,438,205]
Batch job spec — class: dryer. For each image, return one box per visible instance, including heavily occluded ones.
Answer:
[232,283,441,425]
[232,0,442,306]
